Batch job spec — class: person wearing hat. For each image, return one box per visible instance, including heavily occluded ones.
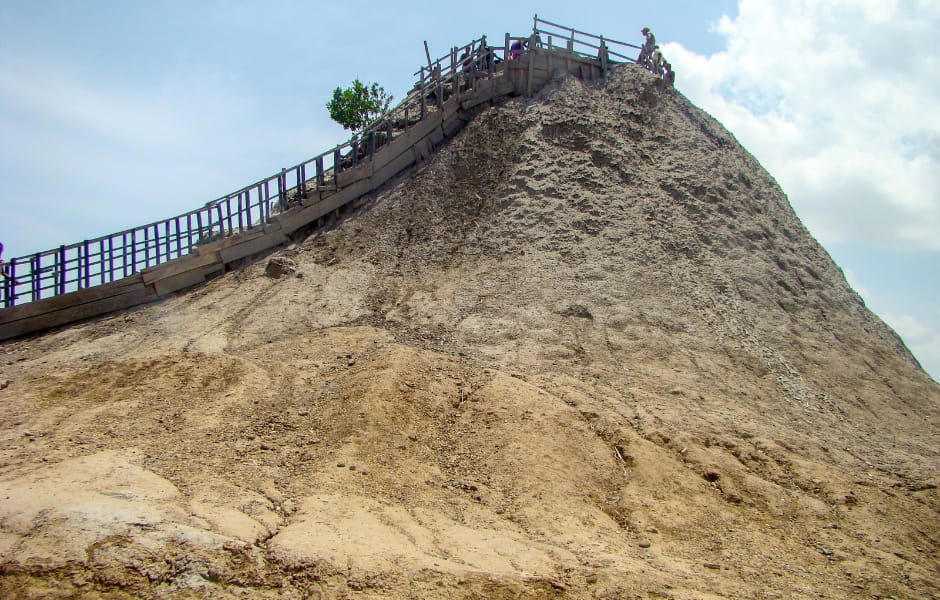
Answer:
[638,26,656,67]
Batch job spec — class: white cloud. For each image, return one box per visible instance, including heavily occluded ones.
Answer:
[666,0,940,251]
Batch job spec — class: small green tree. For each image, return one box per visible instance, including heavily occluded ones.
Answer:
[326,79,393,132]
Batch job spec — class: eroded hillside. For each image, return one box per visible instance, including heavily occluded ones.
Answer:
[0,65,937,599]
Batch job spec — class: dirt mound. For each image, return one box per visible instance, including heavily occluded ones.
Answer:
[0,65,937,599]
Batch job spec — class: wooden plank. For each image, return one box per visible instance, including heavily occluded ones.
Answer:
[442,113,464,137]
[218,229,288,264]
[276,178,373,235]
[0,285,157,341]
[442,96,460,122]
[496,74,515,95]
[153,264,218,297]
[337,164,371,188]
[220,228,269,248]
[316,178,372,215]
[414,137,432,161]
[527,49,535,96]
[427,124,445,148]
[371,146,417,189]
[0,273,146,326]
[299,189,324,207]
[141,250,222,284]
[405,112,443,146]
[370,131,415,174]
[461,83,498,110]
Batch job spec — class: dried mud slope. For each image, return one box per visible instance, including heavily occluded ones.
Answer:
[0,65,937,599]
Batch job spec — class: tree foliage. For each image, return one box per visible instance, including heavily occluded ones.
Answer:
[326,79,393,132]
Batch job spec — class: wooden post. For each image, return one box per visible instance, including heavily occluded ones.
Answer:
[451,47,457,101]
[504,33,510,62]
[130,229,138,273]
[526,35,535,96]
[333,148,341,187]
[185,214,193,253]
[548,36,553,78]
[279,168,288,212]
[31,253,40,302]
[488,39,495,79]
[568,31,574,52]
[317,155,325,185]
[57,245,66,295]
[468,44,476,89]
[3,260,13,306]
[436,61,443,109]
[175,216,183,255]
[141,228,149,271]
[262,181,270,223]
[420,68,427,119]
[215,205,224,237]
[111,235,119,280]
[600,37,608,75]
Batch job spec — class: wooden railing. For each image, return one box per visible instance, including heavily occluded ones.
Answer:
[532,15,641,64]
[1,17,636,310]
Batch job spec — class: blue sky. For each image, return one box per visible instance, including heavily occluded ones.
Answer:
[1,1,937,382]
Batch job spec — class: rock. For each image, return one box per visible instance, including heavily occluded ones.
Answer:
[585,573,598,584]
[265,257,297,278]
[559,304,593,319]
[639,541,651,548]
[703,562,721,569]
[0,379,10,390]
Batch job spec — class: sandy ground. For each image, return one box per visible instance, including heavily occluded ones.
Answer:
[0,66,937,599]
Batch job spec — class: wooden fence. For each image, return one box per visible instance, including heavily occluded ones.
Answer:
[0,17,640,337]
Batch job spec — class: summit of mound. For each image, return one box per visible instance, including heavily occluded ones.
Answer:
[0,65,937,599]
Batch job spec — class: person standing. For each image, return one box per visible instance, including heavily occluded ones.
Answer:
[650,45,664,75]
[638,27,656,67]
[663,61,676,87]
